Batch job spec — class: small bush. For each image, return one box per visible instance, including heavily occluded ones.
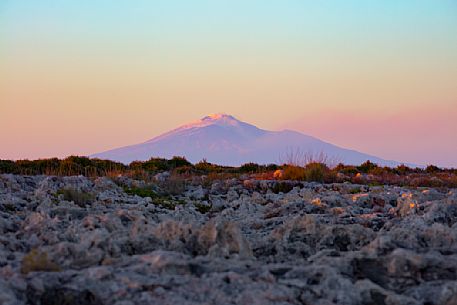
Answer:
[194,202,212,214]
[239,163,261,173]
[153,197,185,210]
[368,166,389,176]
[57,188,94,207]
[304,162,329,182]
[21,249,61,274]
[281,163,331,182]
[130,156,192,173]
[195,159,218,172]
[282,165,306,180]
[348,187,362,194]
[158,177,186,196]
[266,164,280,171]
[123,186,185,209]
[271,182,295,194]
[426,165,442,173]
[123,186,158,198]
[357,160,378,174]
[136,158,170,172]
[169,156,192,168]
[0,160,17,173]
[334,163,359,175]
[174,165,194,175]
[394,164,412,175]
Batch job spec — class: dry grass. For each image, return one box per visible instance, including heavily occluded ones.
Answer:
[282,165,306,180]
[279,148,340,168]
[21,249,61,274]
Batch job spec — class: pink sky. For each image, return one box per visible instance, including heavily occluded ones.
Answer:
[281,105,457,167]
[1,1,456,167]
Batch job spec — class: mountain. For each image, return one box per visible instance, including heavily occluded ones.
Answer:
[91,113,404,167]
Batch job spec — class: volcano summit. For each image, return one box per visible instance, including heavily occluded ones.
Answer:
[92,114,402,166]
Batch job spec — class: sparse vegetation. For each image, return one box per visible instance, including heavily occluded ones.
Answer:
[158,177,186,196]
[123,186,158,198]
[122,185,184,210]
[426,164,442,173]
[56,188,95,207]
[271,181,295,194]
[130,156,192,172]
[282,165,306,180]
[304,162,329,182]
[194,202,212,214]
[1,156,456,188]
[21,249,61,274]
[334,163,359,175]
[357,160,378,174]
[153,197,185,210]
[279,148,340,168]
[239,162,261,173]
[0,156,126,176]
[239,162,278,173]
[281,162,332,183]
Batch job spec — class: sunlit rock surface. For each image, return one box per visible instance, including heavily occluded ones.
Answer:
[1,174,457,305]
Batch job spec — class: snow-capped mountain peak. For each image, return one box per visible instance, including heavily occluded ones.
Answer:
[180,113,244,129]
[92,114,405,167]
[202,113,237,123]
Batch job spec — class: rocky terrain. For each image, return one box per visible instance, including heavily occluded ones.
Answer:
[1,174,457,305]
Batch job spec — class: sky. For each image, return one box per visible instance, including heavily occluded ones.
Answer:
[1,0,456,167]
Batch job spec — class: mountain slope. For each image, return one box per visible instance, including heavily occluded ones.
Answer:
[91,114,404,166]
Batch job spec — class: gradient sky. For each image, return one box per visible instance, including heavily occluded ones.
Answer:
[1,0,456,167]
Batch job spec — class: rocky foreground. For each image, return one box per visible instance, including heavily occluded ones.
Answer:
[1,174,457,305]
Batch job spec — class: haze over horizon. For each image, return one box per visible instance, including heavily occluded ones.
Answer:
[1,1,456,167]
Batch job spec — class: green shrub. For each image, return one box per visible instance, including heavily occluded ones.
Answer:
[239,162,261,173]
[152,197,185,210]
[304,162,329,182]
[357,160,378,174]
[169,156,192,168]
[131,156,193,173]
[0,156,125,176]
[123,186,158,198]
[57,188,94,207]
[266,164,279,171]
[195,159,215,172]
[64,156,92,168]
[348,187,362,194]
[0,160,18,173]
[138,158,170,171]
[368,166,388,176]
[123,186,185,209]
[393,164,412,175]
[334,163,359,175]
[194,202,212,214]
